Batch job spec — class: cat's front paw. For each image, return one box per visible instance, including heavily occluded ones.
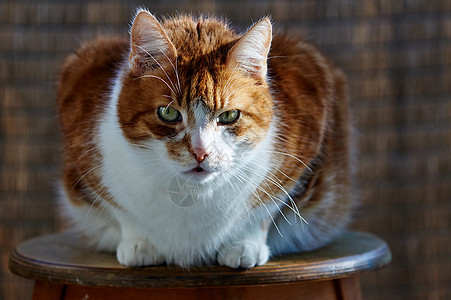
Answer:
[116,239,164,267]
[217,240,269,268]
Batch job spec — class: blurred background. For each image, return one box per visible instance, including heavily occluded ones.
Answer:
[0,0,450,299]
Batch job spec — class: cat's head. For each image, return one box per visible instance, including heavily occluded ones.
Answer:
[117,10,274,183]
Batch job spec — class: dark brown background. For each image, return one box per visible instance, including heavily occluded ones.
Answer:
[1,1,450,299]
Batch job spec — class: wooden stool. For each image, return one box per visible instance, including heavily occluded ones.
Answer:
[9,231,391,299]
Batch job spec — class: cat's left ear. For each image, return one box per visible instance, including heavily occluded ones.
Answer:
[129,10,177,75]
[226,17,272,80]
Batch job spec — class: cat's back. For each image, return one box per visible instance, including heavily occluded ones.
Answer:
[269,33,339,110]
[57,37,128,131]
[267,33,348,170]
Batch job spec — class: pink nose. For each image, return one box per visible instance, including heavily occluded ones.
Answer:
[190,147,209,163]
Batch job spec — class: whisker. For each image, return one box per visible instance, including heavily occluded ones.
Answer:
[175,58,181,93]
[77,146,98,160]
[137,162,171,179]
[247,159,297,184]
[265,150,312,172]
[98,189,116,217]
[221,63,239,99]
[232,167,290,219]
[238,165,304,223]
[156,45,181,94]
[269,165,297,184]
[129,143,154,151]
[136,45,178,95]
[243,172,292,226]
[85,185,109,224]
[163,94,177,103]
[231,170,283,237]
[165,100,175,110]
[137,74,176,96]
[226,175,251,222]
[268,55,290,60]
[273,135,298,149]
[227,82,255,99]
[104,194,122,237]
[70,164,104,192]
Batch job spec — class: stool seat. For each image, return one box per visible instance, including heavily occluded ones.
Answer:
[9,231,391,299]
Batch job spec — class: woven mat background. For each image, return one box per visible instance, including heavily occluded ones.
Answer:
[1,1,450,299]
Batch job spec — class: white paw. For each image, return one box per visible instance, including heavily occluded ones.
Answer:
[116,239,164,267]
[217,240,269,268]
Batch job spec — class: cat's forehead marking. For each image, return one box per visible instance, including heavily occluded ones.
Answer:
[192,97,210,128]
[193,96,206,107]
[186,72,219,114]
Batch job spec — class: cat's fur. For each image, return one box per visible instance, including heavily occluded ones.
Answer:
[57,9,353,268]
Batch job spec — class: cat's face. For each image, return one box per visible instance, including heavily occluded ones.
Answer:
[117,11,273,183]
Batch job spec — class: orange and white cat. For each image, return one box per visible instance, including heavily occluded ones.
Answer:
[57,9,353,268]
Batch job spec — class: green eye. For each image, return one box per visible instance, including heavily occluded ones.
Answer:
[157,106,182,123]
[217,110,240,125]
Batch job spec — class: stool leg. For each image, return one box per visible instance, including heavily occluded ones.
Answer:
[33,280,65,300]
[333,276,362,300]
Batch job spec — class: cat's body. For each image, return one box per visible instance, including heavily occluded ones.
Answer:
[57,10,353,268]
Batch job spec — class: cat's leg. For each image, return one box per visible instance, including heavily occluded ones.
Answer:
[115,215,165,267]
[217,220,270,268]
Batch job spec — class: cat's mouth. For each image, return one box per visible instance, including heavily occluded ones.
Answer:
[185,166,207,174]
[182,166,216,181]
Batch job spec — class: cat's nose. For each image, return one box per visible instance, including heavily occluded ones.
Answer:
[190,147,209,163]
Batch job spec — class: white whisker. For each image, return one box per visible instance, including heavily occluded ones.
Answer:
[138,74,177,96]
[265,150,312,172]
[156,45,181,94]
[225,175,251,222]
[77,146,98,160]
[136,45,179,95]
[239,164,305,223]
[163,94,177,103]
[227,82,255,99]
[70,164,104,192]
[247,159,297,184]
[129,143,154,151]
[165,100,175,110]
[268,55,289,60]
[221,63,239,99]
[104,195,122,236]
[273,135,298,148]
[248,174,292,226]
[231,170,283,237]
[175,58,181,93]
[85,185,109,224]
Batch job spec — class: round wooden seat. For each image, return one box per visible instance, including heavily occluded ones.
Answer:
[9,231,391,299]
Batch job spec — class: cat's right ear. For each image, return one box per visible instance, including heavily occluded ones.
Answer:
[129,10,177,75]
[226,17,272,80]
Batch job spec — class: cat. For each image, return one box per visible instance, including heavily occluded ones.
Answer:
[57,9,353,268]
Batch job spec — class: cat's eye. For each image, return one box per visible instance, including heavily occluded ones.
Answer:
[157,106,182,123]
[217,110,240,125]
